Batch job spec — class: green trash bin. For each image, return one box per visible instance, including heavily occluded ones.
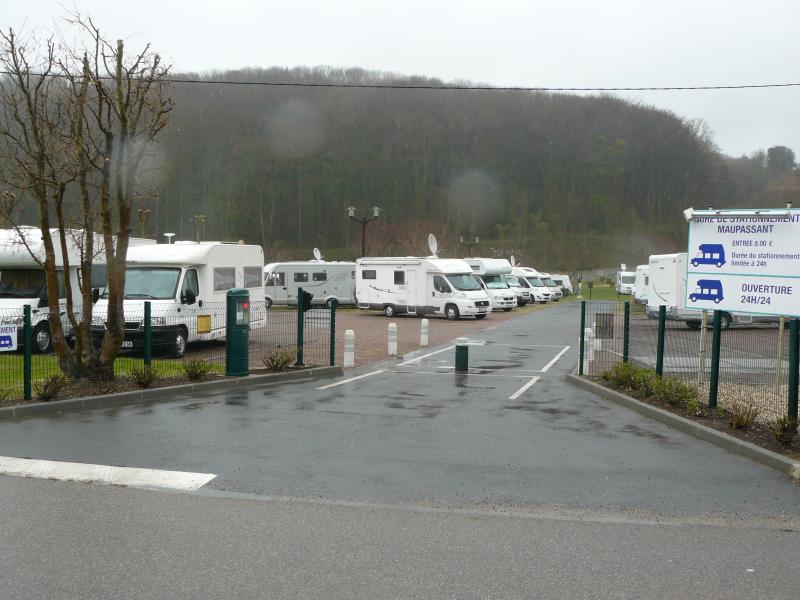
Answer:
[226,288,250,377]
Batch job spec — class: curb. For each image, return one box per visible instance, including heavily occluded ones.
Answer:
[0,366,342,421]
[566,369,800,481]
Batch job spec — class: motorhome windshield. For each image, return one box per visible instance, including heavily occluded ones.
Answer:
[482,275,509,289]
[527,277,545,287]
[542,278,556,286]
[447,274,482,291]
[0,269,45,298]
[513,277,530,288]
[621,275,635,284]
[104,267,181,299]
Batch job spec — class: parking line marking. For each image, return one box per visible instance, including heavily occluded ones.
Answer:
[398,346,455,366]
[394,370,536,379]
[0,456,216,491]
[541,345,571,372]
[508,376,541,400]
[316,370,385,389]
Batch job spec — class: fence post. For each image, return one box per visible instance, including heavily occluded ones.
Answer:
[709,309,722,409]
[329,299,337,367]
[23,304,32,401]
[788,318,799,421]
[144,301,152,368]
[655,305,666,377]
[296,287,305,367]
[622,301,630,363]
[578,300,586,375]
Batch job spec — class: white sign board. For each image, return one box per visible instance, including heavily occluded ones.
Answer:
[686,210,800,317]
[0,325,17,351]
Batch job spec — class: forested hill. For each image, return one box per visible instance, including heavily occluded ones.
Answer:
[148,67,797,271]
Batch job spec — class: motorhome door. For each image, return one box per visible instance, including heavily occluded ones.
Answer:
[180,268,202,339]
[431,274,452,313]
[268,270,288,304]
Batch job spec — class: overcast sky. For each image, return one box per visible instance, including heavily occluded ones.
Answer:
[5,0,799,157]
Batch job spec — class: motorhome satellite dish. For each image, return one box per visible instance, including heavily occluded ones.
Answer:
[510,255,516,267]
[621,263,627,271]
[313,247,322,261]
[428,234,438,257]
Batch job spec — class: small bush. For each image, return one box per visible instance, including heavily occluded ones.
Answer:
[769,416,798,445]
[262,349,295,372]
[685,396,707,418]
[600,362,641,389]
[33,375,66,402]
[728,401,760,429]
[129,365,160,389]
[633,369,661,398]
[181,359,214,381]
[653,377,698,407]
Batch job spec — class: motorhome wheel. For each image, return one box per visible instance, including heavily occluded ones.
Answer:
[383,305,395,317]
[720,313,732,330]
[685,321,701,329]
[445,304,460,320]
[326,298,336,309]
[171,327,188,358]
[264,297,273,309]
[33,323,52,353]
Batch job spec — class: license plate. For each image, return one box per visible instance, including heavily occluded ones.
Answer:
[122,341,133,348]
[478,307,488,313]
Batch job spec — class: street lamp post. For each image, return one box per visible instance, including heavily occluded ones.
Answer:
[348,206,380,257]
[459,235,480,256]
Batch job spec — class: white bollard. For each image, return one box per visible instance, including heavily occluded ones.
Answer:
[420,318,429,347]
[388,322,398,356]
[344,329,355,368]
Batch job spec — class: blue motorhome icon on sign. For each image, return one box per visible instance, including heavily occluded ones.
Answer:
[689,279,724,304]
[0,335,13,348]
[691,244,726,268]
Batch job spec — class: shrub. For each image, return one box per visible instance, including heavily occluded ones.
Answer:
[633,368,661,398]
[600,362,641,389]
[181,359,214,381]
[33,375,66,402]
[768,416,798,445]
[728,401,760,429]
[129,365,160,389]
[262,349,295,372]
[685,396,707,418]
[653,377,698,407]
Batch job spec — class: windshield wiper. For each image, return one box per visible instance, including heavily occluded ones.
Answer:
[124,293,158,299]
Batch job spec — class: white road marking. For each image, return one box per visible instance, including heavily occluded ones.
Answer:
[508,376,541,400]
[397,346,455,366]
[541,345,571,372]
[316,370,385,389]
[0,456,216,491]
[394,370,537,379]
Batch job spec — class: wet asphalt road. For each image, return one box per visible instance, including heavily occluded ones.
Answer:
[0,301,797,517]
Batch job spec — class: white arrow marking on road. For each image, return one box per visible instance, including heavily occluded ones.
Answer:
[509,376,541,400]
[541,345,571,372]
[0,456,216,491]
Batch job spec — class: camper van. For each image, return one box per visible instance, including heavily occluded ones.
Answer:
[511,267,551,303]
[550,274,573,296]
[355,257,490,320]
[633,264,649,305]
[616,270,636,295]
[264,258,355,308]
[504,275,531,306]
[0,228,107,352]
[538,272,563,301]
[92,241,265,357]
[464,258,517,311]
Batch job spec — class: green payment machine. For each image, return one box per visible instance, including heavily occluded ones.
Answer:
[226,288,250,376]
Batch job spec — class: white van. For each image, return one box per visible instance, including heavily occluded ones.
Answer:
[510,267,550,303]
[0,227,113,352]
[92,241,264,357]
[550,274,573,296]
[633,264,649,305]
[264,260,355,308]
[616,270,636,295]
[356,257,490,320]
[464,258,517,311]
[538,272,563,301]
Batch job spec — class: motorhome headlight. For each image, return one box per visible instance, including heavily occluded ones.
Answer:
[151,317,167,327]
[91,317,105,328]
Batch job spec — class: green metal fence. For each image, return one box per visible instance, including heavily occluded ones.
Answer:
[579,300,799,423]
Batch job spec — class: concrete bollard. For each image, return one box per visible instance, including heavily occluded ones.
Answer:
[455,337,469,372]
[420,318,429,347]
[388,322,398,356]
[344,329,355,368]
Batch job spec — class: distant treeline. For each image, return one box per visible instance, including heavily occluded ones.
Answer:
[43,67,800,271]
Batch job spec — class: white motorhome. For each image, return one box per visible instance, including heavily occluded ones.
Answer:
[538,272,563,301]
[616,270,636,295]
[355,257,490,319]
[510,267,551,304]
[264,258,355,308]
[464,258,517,311]
[550,274,573,296]
[92,241,265,357]
[0,227,112,352]
[633,264,649,305]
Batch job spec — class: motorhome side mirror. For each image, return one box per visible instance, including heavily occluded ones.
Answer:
[183,290,197,305]
[91,288,100,304]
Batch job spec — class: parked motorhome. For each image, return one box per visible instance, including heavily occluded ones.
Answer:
[464,258,517,311]
[0,227,110,352]
[510,267,551,304]
[633,264,649,305]
[92,241,265,357]
[355,257,490,319]
[504,275,531,306]
[538,272,563,301]
[550,274,573,296]
[616,270,636,295]
[264,260,355,308]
